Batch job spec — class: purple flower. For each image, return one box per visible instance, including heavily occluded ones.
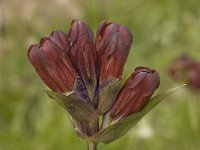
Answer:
[28,20,161,139]
[28,30,78,93]
[169,54,200,90]
[110,67,160,121]
[96,21,133,85]
[28,20,134,103]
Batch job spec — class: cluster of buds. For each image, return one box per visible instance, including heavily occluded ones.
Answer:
[28,20,172,149]
[169,54,200,90]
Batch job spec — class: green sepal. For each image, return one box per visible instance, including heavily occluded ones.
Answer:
[91,84,186,144]
[44,90,98,124]
[98,78,126,114]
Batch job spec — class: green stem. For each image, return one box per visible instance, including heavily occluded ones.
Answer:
[87,141,98,150]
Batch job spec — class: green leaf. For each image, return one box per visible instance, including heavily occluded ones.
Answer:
[91,84,186,144]
[44,90,98,124]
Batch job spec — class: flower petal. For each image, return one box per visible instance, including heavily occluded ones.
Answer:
[109,67,160,121]
[50,30,69,53]
[28,44,64,92]
[96,21,133,85]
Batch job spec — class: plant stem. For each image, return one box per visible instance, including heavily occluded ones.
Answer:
[87,141,97,150]
[87,113,99,150]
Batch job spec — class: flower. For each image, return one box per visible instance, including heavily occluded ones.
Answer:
[169,54,194,80]
[109,67,160,121]
[28,20,161,141]
[68,20,98,103]
[169,54,200,90]
[28,30,78,93]
[96,21,133,86]
[28,20,134,103]
[188,64,200,90]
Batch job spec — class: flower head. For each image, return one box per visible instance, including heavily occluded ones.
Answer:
[28,20,134,103]
[28,20,161,141]
[169,54,195,80]
[169,53,200,90]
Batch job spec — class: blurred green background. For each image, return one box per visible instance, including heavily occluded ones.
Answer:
[0,0,200,149]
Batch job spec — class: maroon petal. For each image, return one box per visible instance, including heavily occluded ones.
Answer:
[28,33,78,93]
[67,20,98,102]
[96,21,133,85]
[28,44,64,92]
[50,30,69,53]
[109,67,160,121]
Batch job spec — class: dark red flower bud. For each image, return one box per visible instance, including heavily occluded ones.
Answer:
[28,31,78,93]
[109,67,160,121]
[67,20,98,102]
[96,21,133,85]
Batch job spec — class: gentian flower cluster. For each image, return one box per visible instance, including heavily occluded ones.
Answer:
[28,20,163,149]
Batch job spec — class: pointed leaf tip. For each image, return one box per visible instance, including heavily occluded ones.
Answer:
[142,84,186,113]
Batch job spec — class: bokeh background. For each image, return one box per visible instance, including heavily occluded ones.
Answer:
[0,0,200,149]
